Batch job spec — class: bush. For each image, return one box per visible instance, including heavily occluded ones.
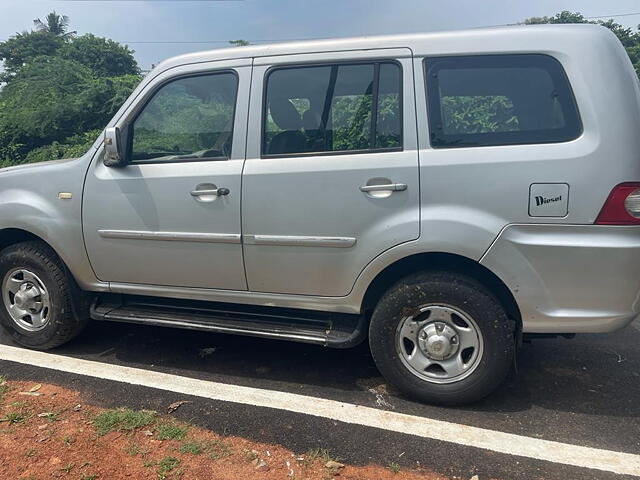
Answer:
[23,129,102,164]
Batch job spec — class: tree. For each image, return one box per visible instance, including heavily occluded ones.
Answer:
[0,57,140,162]
[33,11,75,38]
[0,12,142,165]
[0,57,99,154]
[229,39,250,47]
[524,11,589,25]
[0,31,64,81]
[59,34,139,77]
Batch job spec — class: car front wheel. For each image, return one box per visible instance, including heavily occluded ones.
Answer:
[0,241,89,350]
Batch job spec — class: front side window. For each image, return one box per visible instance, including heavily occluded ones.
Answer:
[130,72,237,162]
[263,61,402,156]
[425,55,582,148]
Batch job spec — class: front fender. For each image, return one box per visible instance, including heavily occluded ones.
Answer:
[0,155,103,290]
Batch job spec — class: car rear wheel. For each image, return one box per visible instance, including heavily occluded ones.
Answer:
[0,241,89,350]
[369,271,515,405]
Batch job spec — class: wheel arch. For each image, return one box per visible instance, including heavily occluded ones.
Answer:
[0,228,73,276]
[0,228,53,251]
[361,252,522,329]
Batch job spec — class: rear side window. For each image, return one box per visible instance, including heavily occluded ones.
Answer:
[262,61,402,156]
[425,55,582,148]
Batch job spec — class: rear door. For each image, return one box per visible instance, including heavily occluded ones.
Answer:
[242,49,419,296]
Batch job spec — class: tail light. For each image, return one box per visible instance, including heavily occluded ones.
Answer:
[595,182,640,225]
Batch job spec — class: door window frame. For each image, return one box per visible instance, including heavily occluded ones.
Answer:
[260,59,404,159]
[124,69,240,165]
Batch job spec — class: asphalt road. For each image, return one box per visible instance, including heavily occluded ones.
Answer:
[2,317,639,480]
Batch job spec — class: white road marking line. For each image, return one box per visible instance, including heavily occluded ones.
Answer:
[0,344,638,477]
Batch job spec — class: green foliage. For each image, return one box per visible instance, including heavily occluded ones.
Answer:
[131,75,235,160]
[0,31,64,80]
[524,11,589,25]
[157,456,181,479]
[331,94,373,151]
[33,11,75,38]
[59,34,139,77]
[388,462,401,474]
[0,12,140,167]
[155,421,188,441]
[179,440,203,455]
[0,57,140,162]
[93,408,156,436]
[205,439,233,460]
[24,129,101,164]
[0,57,95,149]
[442,95,519,134]
[229,39,250,47]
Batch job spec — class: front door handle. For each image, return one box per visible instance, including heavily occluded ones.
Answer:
[359,183,407,192]
[190,187,230,197]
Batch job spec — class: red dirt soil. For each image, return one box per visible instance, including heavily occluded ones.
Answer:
[0,380,453,480]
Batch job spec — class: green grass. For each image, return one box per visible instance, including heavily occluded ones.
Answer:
[155,422,188,441]
[179,440,203,455]
[157,456,181,479]
[305,447,332,465]
[93,408,156,436]
[206,439,233,460]
[80,475,99,480]
[3,411,30,425]
[124,443,143,456]
[60,463,74,473]
[388,462,401,474]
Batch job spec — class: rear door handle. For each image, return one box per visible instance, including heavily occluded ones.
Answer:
[359,183,407,192]
[190,188,230,197]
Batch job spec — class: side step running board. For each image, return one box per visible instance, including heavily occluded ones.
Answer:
[90,294,367,349]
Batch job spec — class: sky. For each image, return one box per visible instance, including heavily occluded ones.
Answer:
[1,0,640,70]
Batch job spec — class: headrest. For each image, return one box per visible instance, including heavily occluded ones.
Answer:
[269,97,302,130]
[302,109,322,131]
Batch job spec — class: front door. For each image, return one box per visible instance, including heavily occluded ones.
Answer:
[242,50,419,296]
[83,60,250,290]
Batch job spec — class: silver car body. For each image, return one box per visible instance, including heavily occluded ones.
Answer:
[1,24,639,334]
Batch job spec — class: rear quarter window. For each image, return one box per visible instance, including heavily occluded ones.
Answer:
[424,54,582,148]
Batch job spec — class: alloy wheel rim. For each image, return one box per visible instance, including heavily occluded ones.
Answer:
[396,304,483,384]
[2,269,51,332]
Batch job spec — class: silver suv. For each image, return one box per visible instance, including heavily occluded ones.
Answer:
[1,24,639,405]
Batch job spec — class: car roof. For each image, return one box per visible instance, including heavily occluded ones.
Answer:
[154,23,613,72]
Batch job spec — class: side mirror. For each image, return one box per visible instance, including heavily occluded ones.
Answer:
[103,127,126,167]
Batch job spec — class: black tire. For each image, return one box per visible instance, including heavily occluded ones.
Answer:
[0,241,89,350]
[369,271,515,405]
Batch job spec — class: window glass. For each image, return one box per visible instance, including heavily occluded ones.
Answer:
[330,64,374,151]
[131,72,237,162]
[425,55,581,148]
[263,62,402,156]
